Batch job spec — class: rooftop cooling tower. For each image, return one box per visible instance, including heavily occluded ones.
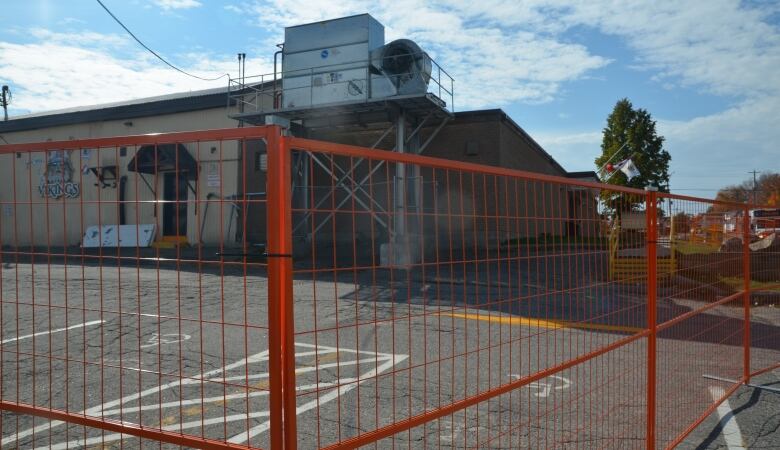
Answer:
[281,14,433,110]
[370,39,432,96]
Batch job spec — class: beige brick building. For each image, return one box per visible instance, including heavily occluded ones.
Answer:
[0,87,598,254]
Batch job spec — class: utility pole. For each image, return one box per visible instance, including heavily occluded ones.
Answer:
[0,86,10,121]
[750,170,759,205]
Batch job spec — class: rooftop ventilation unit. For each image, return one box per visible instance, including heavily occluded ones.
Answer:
[281,14,437,110]
[371,39,432,96]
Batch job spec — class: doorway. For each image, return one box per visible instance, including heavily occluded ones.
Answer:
[162,172,188,237]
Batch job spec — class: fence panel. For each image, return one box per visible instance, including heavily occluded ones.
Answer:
[0,127,278,449]
[284,137,651,449]
[1,126,777,449]
[653,195,749,448]
[747,202,780,384]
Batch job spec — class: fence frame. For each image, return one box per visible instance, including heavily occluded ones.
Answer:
[0,125,776,449]
[266,127,295,450]
[743,207,751,383]
[646,190,658,450]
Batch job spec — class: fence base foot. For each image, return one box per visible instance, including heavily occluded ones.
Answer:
[702,374,780,394]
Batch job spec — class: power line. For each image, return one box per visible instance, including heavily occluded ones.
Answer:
[95,0,228,82]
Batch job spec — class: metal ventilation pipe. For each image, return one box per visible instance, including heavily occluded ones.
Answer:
[376,39,432,94]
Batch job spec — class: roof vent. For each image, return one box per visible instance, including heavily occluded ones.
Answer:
[371,39,432,96]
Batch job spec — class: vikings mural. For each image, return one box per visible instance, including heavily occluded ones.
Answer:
[38,150,80,199]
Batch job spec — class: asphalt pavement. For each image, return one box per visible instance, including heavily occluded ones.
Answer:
[0,257,777,449]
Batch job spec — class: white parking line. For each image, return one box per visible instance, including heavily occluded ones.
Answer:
[99,380,345,416]
[709,386,746,450]
[226,350,407,444]
[508,374,572,397]
[2,349,270,447]
[11,343,406,449]
[0,320,103,345]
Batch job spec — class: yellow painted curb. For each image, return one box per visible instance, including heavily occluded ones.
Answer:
[439,312,643,334]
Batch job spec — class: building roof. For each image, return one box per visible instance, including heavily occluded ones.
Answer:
[453,109,568,175]
[0,86,232,134]
[0,87,572,178]
[567,170,600,181]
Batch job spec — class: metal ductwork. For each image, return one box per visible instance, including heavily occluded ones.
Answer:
[371,39,432,96]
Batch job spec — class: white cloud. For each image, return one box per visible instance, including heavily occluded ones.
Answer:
[0,31,272,114]
[21,1,774,119]
[151,0,202,11]
[533,96,780,194]
[58,17,87,26]
[466,0,780,193]
[535,130,601,148]
[549,1,780,99]
[226,0,611,109]
[28,28,128,47]
[224,0,779,112]
[532,130,603,172]
[2,0,779,199]
[659,96,780,176]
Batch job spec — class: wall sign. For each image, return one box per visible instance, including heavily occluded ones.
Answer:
[39,150,80,199]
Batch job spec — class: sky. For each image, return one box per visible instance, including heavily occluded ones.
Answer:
[1,0,779,199]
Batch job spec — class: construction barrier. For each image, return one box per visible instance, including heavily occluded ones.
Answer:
[608,210,676,281]
[0,126,778,449]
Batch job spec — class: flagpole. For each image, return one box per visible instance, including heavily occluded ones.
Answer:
[597,141,630,181]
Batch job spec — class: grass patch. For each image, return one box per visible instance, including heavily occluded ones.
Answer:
[506,235,609,247]
[720,277,780,292]
[674,241,720,255]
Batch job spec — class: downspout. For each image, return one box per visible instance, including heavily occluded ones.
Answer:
[118,175,127,225]
[200,192,219,245]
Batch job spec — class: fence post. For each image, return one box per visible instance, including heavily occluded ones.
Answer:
[266,126,297,450]
[646,191,658,450]
[743,205,751,383]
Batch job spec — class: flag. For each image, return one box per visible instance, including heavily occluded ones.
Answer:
[616,158,641,180]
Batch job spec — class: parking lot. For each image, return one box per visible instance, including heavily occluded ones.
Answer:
[678,370,780,449]
[0,257,778,449]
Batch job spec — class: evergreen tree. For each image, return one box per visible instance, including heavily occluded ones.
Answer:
[595,98,671,211]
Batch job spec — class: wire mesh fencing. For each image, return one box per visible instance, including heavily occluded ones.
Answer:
[0,128,282,449]
[0,126,778,449]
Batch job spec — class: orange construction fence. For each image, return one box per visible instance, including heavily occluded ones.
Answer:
[0,125,778,449]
